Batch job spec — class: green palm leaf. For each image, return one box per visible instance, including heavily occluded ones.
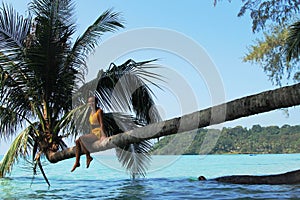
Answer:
[286,21,300,62]
[0,4,34,134]
[0,126,34,177]
[103,112,152,178]
[68,8,124,82]
[53,104,90,139]
[96,59,163,124]
[0,103,39,140]
[27,0,78,116]
[0,3,31,50]
[115,142,152,178]
[95,59,163,178]
[0,106,24,139]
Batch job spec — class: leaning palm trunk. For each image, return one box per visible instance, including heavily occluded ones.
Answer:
[46,83,300,184]
[47,83,300,161]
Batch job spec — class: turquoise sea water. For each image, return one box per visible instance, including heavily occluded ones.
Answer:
[1,154,300,199]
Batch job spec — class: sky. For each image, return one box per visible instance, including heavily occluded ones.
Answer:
[1,0,299,154]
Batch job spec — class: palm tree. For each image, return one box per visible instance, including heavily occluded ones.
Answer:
[0,0,161,185]
[286,21,300,63]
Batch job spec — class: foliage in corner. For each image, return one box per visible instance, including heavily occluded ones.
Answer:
[0,0,123,184]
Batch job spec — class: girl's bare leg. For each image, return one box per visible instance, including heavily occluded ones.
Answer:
[80,143,93,168]
[71,139,81,172]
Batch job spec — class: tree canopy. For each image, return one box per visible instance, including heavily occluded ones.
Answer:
[0,0,162,185]
[152,125,300,155]
[214,0,300,32]
[215,0,300,86]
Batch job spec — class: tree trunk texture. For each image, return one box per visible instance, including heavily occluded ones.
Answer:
[47,83,300,184]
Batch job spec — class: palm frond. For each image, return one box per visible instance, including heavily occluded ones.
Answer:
[94,59,163,178]
[0,64,44,138]
[286,21,300,62]
[70,8,124,68]
[0,106,23,139]
[72,70,104,107]
[53,104,89,139]
[0,104,35,139]
[30,0,75,24]
[0,125,34,177]
[0,52,39,106]
[37,158,50,187]
[103,112,152,178]
[26,0,79,117]
[0,2,31,50]
[115,141,152,179]
[0,3,36,125]
[96,59,163,124]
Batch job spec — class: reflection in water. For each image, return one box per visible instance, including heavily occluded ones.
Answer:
[1,177,15,198]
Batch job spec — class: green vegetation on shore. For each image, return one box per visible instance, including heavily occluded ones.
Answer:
[151,125,300,155]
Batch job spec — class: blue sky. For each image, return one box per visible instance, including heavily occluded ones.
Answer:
[1,0,299,154]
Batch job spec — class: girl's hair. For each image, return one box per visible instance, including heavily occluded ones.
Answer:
[88,96,100,110]
[94,95,100,110]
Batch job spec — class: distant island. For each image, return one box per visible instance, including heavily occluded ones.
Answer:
[151,124,300,155]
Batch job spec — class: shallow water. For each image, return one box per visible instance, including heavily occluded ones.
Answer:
[1,154,300,199]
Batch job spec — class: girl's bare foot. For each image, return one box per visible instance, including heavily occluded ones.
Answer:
[86,157,93,168]
[71,163,80,172]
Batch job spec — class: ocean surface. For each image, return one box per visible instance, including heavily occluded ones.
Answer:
[1,154,300,199]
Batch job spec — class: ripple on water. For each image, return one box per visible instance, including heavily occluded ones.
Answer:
[2,154,300,199]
